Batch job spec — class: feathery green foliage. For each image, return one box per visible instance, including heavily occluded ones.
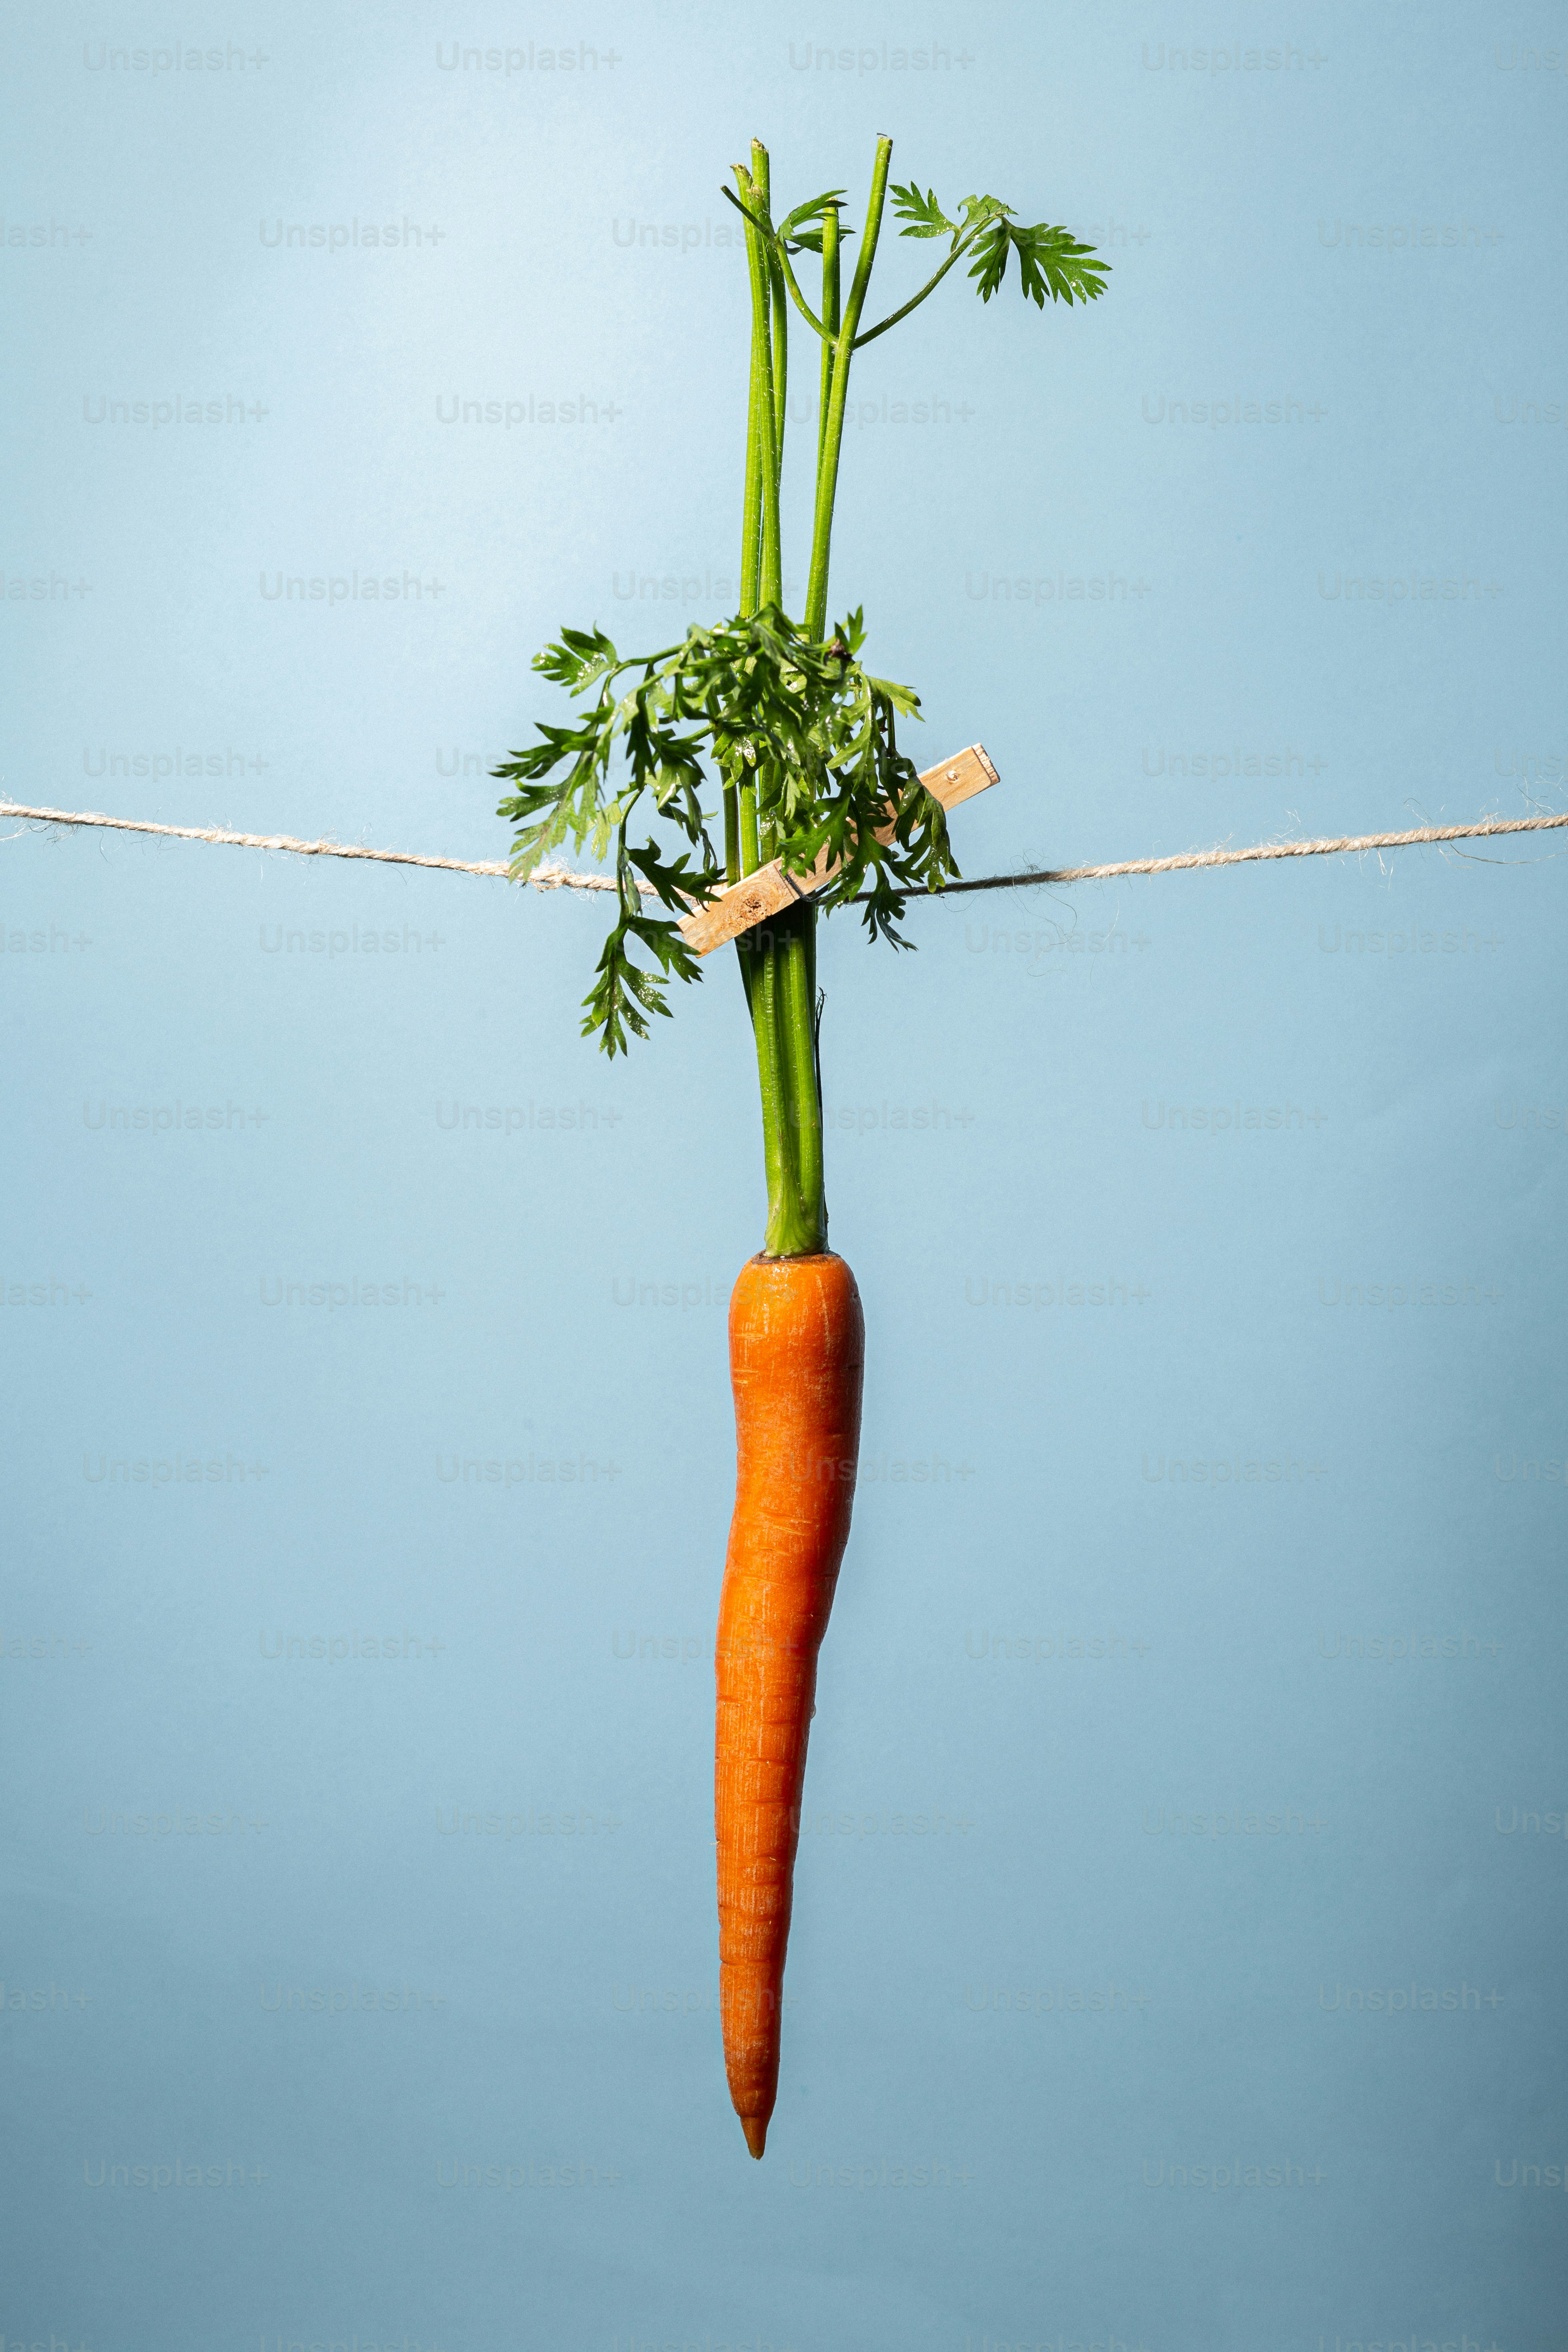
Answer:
[889,181,1110,307]
[494,606,953,1055]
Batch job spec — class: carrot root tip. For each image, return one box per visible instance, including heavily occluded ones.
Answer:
[741,2116,769,2160]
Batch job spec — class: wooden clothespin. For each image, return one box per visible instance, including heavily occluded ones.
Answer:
[678,744,1000,957]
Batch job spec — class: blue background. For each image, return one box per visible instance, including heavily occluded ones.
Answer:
[5,4,1565,2346]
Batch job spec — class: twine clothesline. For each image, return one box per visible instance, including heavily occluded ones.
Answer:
[2,799,1565,902]
[919,809,1568,893]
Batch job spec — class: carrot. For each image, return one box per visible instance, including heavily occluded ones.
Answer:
[715,1250,865,2158]
[497,136,1108,2150]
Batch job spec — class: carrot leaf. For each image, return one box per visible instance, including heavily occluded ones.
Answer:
[968,213,1109,306]
[496,603,960,1048]
[890,182,956,239]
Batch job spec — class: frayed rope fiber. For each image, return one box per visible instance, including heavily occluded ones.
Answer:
[3,799,1565,900]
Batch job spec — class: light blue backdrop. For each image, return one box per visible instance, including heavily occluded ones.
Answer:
[5,5,1565,2346]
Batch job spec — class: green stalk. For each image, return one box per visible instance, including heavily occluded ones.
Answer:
[776,903,824,1249]
[742,147,784,614]
[816,204,840,484]
[730,140,825,1257]
[740,768,761,874]
[740,150,781,841]
[734,157,772,884]
[752,143,790,592]
[740,922,802,1249]
[737,902,824,1259]
[804,136,893,641]
[723,765,741,887]
[770,251,788,485]
[744,198,844,1255]
[736,171,765,622]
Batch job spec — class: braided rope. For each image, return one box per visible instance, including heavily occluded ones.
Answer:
[4,799,1564,902]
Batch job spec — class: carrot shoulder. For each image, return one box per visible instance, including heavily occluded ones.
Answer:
[714,1250,865,2159]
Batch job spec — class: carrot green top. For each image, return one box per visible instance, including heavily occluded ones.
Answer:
[495,136,1109,1251]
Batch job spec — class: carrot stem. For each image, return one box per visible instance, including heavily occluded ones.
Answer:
[735,165,766,624]
[738,149,783,614]
[737,903,823,1259]
[805,136,893,640]
[816,203,841,487]
[729,141,827,1258]
[777,907,824,1245]
[734,138,904,1256]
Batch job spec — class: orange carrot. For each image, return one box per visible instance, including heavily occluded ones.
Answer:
[499,134,1109,2156]
[714,1250,865,2159]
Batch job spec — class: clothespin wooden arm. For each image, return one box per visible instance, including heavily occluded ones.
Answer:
[678,743,999,957]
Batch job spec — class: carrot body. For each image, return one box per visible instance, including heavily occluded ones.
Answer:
[715,1250,865,2159]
